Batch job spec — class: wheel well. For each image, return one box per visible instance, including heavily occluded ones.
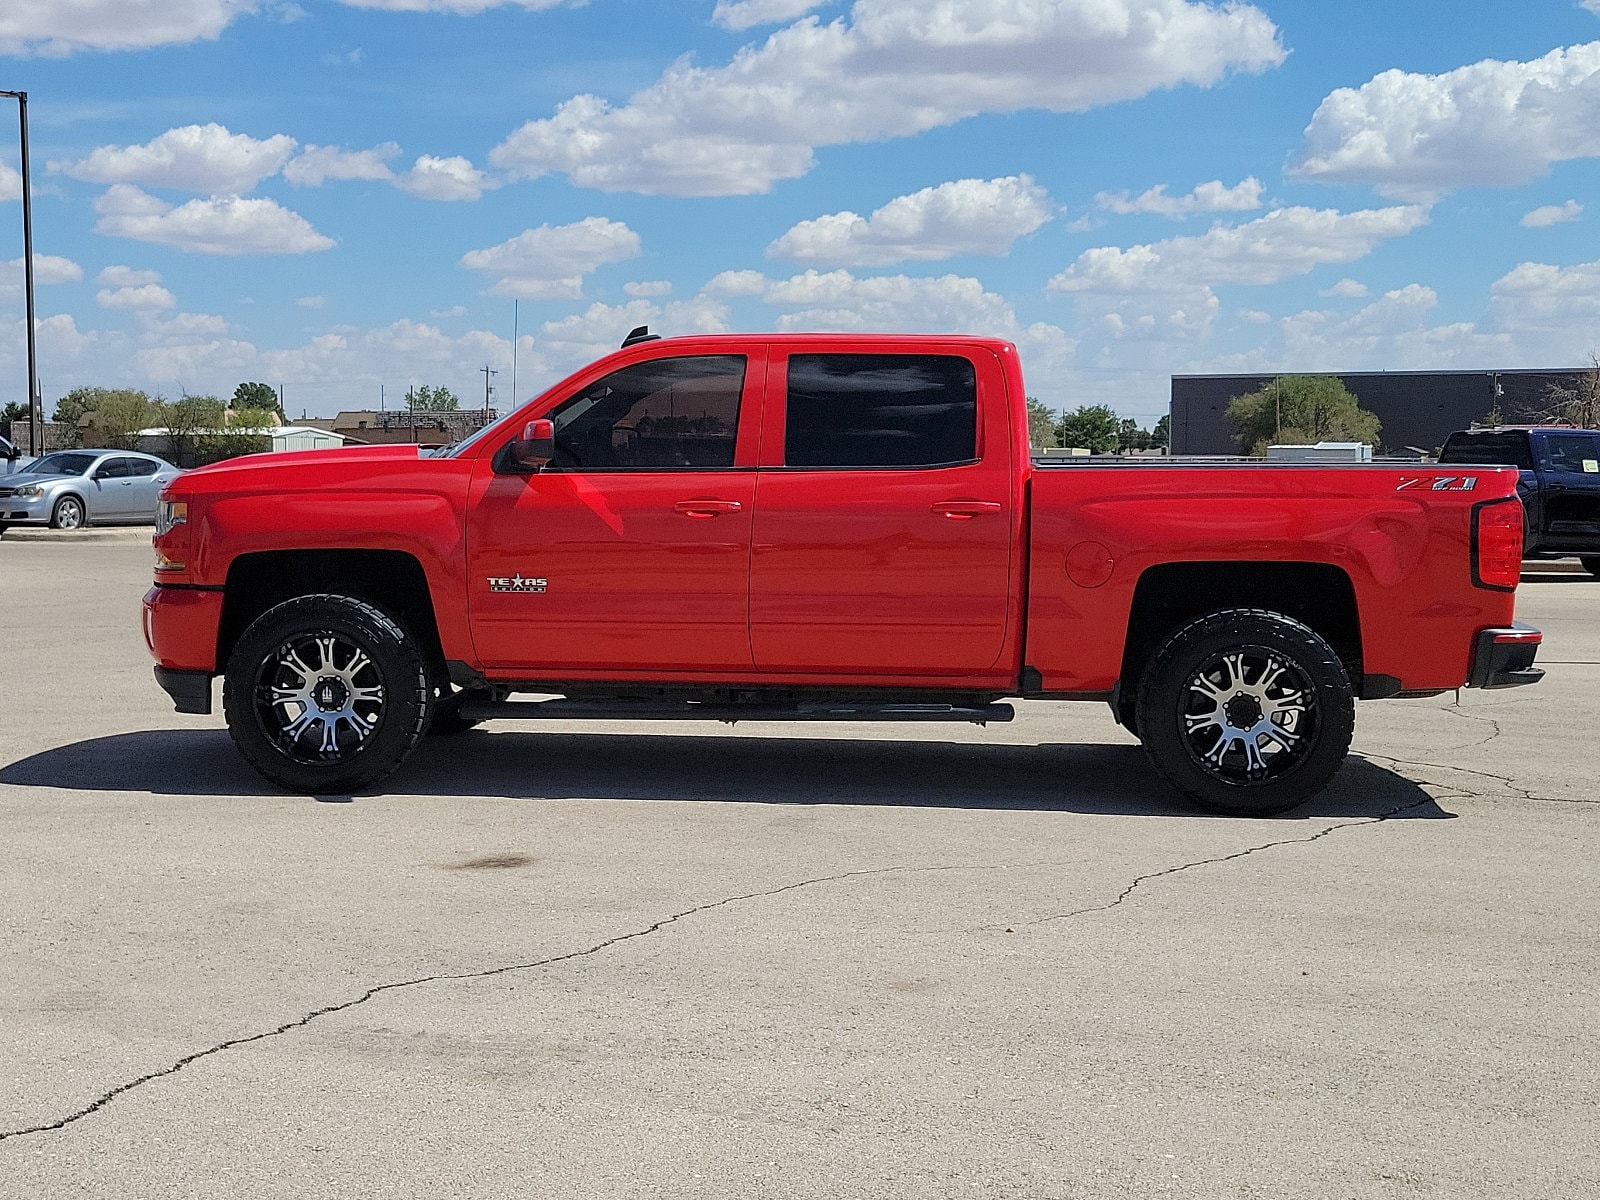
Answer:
[1116,561,1362,724]
[218,550,445,675]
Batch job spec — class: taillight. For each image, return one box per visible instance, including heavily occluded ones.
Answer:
[1472,498,1523,591]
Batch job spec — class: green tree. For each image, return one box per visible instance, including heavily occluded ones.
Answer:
[1057,404,1121,454]
[157,394,227,465]
[1025,396,1059,449]
[1,401,26,422]
[232,381,279,413]
[55,387,155,447]
[1116,418,1151,453]
[407,384,460,412]
[1150,414,1171,451]
[87,390,161,450]
[1226,375,1381,456]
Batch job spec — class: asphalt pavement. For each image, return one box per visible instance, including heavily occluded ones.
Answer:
[0,542,1595,1198]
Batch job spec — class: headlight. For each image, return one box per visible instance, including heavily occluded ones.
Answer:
[13,483,43,497]
[155,499,188,535]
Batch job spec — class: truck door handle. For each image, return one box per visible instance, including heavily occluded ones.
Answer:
[674,499,743,518]
[931,499,1002,519]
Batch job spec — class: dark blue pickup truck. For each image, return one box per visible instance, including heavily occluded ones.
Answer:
[1438,426,1600,577]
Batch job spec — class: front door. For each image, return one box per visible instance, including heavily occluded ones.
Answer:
[467,351,763,674]
[748,348,1016,676]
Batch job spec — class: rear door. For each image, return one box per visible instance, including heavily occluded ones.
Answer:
[1538,431,1600,545]
[467,350,764,673]
[748,347,1015,675]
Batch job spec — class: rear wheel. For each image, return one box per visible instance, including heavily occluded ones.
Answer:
[1136,609,1354,816]
[1580,556,1600,579]
[223,594,432,794]
[50,496,85,530]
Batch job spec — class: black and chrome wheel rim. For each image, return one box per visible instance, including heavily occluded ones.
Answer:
[1179,646,1316,786]
[253,632,386,764]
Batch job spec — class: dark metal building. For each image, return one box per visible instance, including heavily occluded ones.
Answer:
[1170,369,1588,456]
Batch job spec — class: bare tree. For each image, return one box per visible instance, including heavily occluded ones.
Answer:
[1527,352,1600,429]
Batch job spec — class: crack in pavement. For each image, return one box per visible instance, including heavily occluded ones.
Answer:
[1020,796,1436,928]
[1440,703,1504,750]
[1361,753,1596,806]
[0,861,998,1145]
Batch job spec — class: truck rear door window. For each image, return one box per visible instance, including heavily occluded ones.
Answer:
[1544,433,1600,473]
[784,354,977,468]
[549,355,745,469]
[1438,432,1533,470]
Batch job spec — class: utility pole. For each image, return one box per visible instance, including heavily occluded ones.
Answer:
[1,91,39,455]
[511,300,519,412]
[480,364,497,425]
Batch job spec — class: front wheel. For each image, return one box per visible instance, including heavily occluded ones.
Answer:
[1136,609,1354,817]
[50,495,85,530]
[1580,555,1600,579]
[223,594,433,794]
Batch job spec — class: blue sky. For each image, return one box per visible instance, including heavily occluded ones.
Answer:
[2,0,1598,425]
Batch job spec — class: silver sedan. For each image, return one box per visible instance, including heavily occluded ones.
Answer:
[0,449,181,530]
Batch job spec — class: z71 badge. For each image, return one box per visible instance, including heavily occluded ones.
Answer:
[487,574,547,593]
[1396,475,1478,492]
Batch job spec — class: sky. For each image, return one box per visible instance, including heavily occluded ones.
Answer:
[1,1,1599,427]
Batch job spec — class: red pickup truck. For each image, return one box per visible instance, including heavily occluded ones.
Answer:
[143,332,1543,815]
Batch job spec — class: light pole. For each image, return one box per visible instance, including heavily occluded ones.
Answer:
[0,90,38,456]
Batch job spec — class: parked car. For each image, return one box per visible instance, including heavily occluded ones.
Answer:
[0,449,180,530]
[1438,426,1600,577]
[0,434,31,476]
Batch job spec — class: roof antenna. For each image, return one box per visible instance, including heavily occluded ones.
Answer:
[621,325,660,348]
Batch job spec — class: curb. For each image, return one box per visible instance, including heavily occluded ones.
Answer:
[0,526,153,544]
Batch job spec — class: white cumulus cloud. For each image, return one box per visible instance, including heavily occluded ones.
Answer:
[1292,43,1600,198]
[397,154,497,201]
[459,217,642,298]
[490,0,1285,195]
[0,254,84,288]
[0,159,20,202]
[767,175,1052,266]
[284,143,400,186]
[1095,177,1263,217]
[1320,278,1369,298]
[1047,205,1430,293]
[1522,200,1583,228]
[93,185,337,255]
[0,0,253,56]
[334,0,562,10]
[53,124,298,194]
[97,284,178,310]
[712,0,829,30]
[624,280,673,297]
[98,265,163,287]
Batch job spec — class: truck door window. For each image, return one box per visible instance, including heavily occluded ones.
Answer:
[547,356,745,469]
[783,354,977,468]
[1545,434,1600,473]
[1438,432,1533,470]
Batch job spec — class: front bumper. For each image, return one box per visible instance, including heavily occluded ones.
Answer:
[1467,624,1545,690]
[143,585,224,713]
[0,493,53,524]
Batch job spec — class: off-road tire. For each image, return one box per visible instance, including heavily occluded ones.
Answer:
[223,594,432,794]
[50,495,85,530]
[1136,608,1355,817]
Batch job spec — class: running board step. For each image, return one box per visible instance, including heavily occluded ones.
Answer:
[455,699,1014,726]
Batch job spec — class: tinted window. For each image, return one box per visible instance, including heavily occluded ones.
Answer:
[124,457,162,477]
[1438,432,1533,470]
[26,452,98,477]
[785,354,978,468]
[94,458,130,479]
[548,356,744,469]
[1544,433,1600,473]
